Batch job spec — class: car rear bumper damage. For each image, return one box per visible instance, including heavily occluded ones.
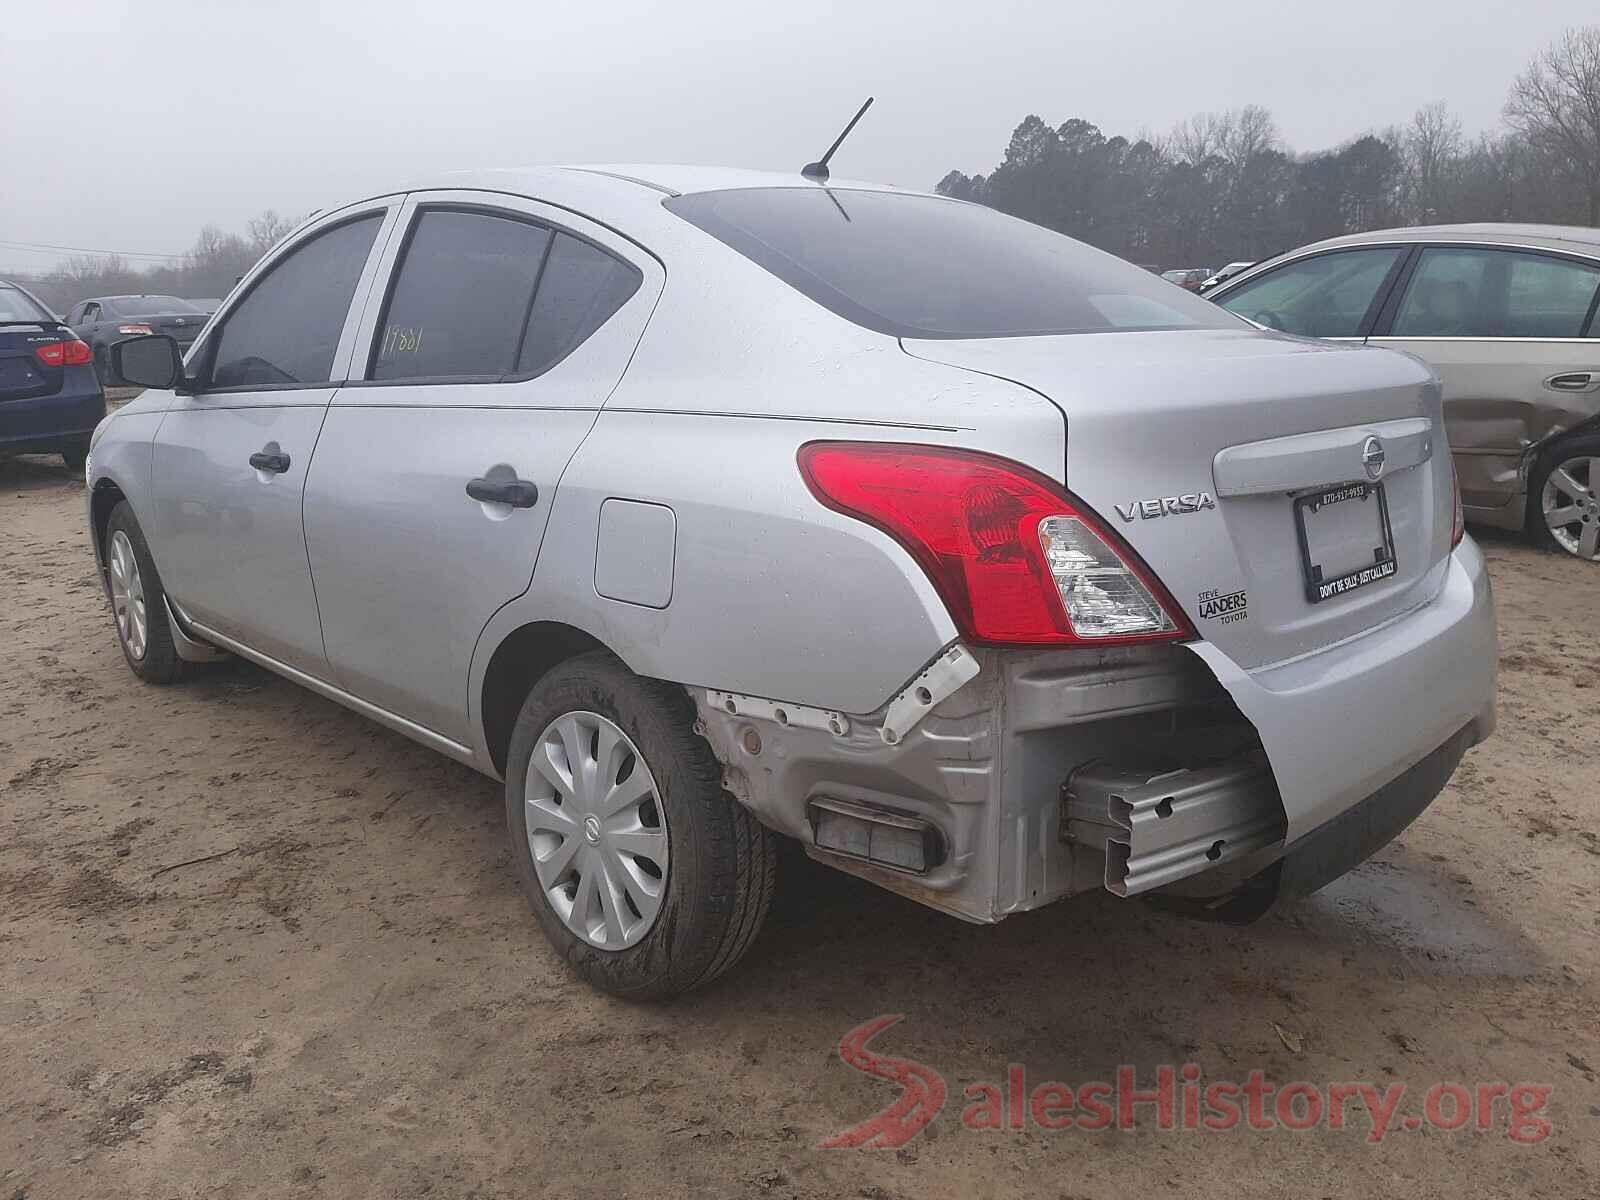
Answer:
[695,539,1495,924]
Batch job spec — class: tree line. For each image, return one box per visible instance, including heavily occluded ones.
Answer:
[936,25,1600,269]
[11,27,1598,311]
[15,210,302,315]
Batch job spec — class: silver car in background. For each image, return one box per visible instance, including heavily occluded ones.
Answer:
[89,167,1496,996]
[1210,224,1600,561]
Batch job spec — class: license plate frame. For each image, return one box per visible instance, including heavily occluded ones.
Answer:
[1293,480,1398,604]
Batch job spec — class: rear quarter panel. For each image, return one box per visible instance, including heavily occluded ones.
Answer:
[1368,336,1600,516]
[470,409,960,725]
[467,365,1069,760]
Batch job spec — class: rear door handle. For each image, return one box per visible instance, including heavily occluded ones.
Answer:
[1545,371,1598,392]
[248,450,291,474]
[465,476,539,508]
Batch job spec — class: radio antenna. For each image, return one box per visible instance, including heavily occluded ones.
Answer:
[801,97,874,182]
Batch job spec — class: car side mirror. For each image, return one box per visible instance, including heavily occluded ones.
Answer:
[112,334,184,390]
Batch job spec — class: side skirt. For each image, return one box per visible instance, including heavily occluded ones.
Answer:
[175,604,487,775]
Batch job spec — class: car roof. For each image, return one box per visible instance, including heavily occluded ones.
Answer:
[438,163,921,199]
[1288,223,1600,256]
[301,165,945,260]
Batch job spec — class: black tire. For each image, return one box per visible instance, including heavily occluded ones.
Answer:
[104,501,187,684]
[1527,433,1600,560]
[93,344,119,388]
[505,652,776,998]
[60,438,89,472]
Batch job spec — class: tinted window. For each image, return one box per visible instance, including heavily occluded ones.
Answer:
[0,285,53,323]
[1391,247,1600,338]
[516,233,641,376]
[371,210,552,381]
[109,295,199,316]
[666,187,1233,339]
[1217,248,1403,337]
[210,216,381,389]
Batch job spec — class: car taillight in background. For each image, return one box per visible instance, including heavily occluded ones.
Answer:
[797,442,1194,647]
[34,339,94,367]
[117,324,155,336]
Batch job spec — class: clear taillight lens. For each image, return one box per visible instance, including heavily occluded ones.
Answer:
[1039,516,1178,638]
[797,441,1192,647]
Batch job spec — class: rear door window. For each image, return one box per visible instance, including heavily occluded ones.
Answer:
[368,210,642,382]
[209,215,382,389]
[516,234,642,376]
[370,210,551,381]
[1391,247,1600,338]
[1216,248,1405,337]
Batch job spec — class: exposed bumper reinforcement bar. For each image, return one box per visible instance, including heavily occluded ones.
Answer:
[1062,758,1285,896]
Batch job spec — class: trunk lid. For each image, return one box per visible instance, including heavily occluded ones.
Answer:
[903,328,1455,670]
[138,312,207,345]
[0,323,67,402]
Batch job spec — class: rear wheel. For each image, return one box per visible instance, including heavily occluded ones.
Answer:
[93,345,119,388]
[505,652,776,998]
[1529,435,1600,562]
[104,502,186,683]
[60,438,89,473]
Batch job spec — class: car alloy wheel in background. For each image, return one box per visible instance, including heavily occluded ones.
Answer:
[1540,452,1600,561]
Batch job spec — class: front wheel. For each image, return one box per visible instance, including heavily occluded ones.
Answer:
[505,652,776,998]
[1529,435,1600,562]
[104,501,187,683]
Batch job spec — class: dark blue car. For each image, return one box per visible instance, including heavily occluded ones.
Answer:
[1,279,104,469]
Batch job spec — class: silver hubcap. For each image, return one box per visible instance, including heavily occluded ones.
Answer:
[108,530,148,660]
[524,711,668,950]
[1541,455,1600,561]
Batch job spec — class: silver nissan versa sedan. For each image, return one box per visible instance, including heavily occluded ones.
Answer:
[88,166,1497,997]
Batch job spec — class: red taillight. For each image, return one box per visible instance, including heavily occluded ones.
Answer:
[117,323,155,336]
[34,339,93,368]
[1449,455,1465,548]
[797,442,1194,647]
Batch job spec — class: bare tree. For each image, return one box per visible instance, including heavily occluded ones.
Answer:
[1405,102,1464,222]
[1219,104,1280,168]
[1505,25,1600,224]
[246,209,298,255]
[1170,111,1228,164]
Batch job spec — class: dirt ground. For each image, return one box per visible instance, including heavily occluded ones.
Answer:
[1,450,1597,1200]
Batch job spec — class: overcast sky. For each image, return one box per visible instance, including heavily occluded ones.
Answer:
[1,0,1592,273]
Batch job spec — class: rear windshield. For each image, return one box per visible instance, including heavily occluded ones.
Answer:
[665,187,1236,340]
[109,295,200,316]
[0,284,53,323]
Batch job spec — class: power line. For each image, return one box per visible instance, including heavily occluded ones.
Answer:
[0,237,189,262]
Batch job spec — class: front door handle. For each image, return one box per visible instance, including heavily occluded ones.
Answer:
[465,476,539,508]
[1546,371,1597,392]
[248,450,291,474]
